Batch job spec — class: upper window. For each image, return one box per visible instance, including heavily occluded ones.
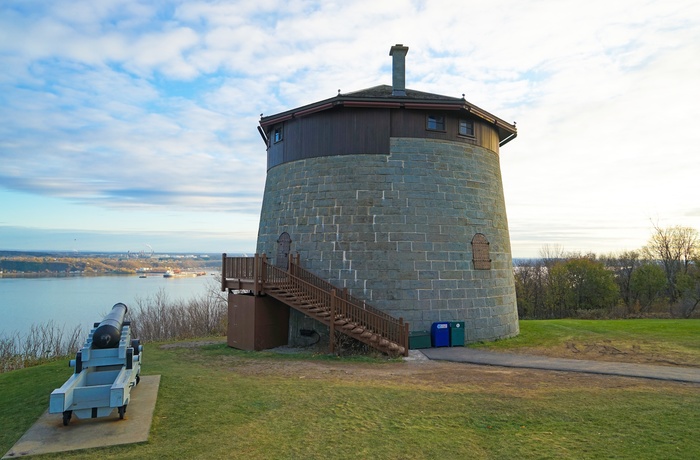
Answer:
[426,114,445,131]
[273,126,283,143]
[459,119,475,137]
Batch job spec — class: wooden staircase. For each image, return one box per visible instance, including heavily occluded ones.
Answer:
[222,253,409,357]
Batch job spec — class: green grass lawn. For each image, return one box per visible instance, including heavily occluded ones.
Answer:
[474,319,700,367]
[1,320,699,459]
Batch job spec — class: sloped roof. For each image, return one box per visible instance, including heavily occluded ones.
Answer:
[260,84,517,146]
[343,84,463,101]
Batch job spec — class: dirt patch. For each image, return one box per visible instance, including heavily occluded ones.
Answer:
[216,352,694,393]
[159,339,226,349]
[158,337,700,368]
[503,340,699,368]
[160,339,698,390]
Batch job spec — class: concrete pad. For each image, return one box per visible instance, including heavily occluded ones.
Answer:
[3,375,160,459]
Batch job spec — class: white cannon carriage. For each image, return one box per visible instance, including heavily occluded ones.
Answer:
[49,303,142,425]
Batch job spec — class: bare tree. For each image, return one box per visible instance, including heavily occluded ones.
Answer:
[642,224,699,302]
[540,244,566,270]
[630,263,667,312]
[673,255,700,318]
[514,259,547,318]
[602,250,640,309]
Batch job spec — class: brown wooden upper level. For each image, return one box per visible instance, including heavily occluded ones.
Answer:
[258,85,517,170]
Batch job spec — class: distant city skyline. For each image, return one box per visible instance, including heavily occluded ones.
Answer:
[1,1,698,258]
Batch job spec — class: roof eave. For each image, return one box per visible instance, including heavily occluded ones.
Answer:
[260,94,517,142]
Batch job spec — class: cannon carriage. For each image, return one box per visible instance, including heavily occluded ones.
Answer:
[49,303,142,425]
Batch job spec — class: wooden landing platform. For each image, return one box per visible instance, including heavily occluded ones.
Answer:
[223,278,257,291]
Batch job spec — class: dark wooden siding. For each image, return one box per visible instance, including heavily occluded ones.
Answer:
[267,106,500,169]
[390,109,500,151]
[298,108,391,160]
[472,122,500,153]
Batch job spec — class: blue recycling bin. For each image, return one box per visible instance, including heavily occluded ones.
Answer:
[431,322,450,348]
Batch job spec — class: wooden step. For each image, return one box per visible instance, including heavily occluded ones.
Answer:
[256,264,408,358]
[293,301,321,309]
[295,296,318,303]
[293,293,315,300]
[270,286,294,293]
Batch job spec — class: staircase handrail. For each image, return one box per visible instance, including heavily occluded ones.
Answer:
[221,254,256,280]
[263,258,407,352]
[222,254,409,355]
[289,259,399,324]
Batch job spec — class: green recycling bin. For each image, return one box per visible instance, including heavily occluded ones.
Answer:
[450,321,465,347]
[409,330,431,349]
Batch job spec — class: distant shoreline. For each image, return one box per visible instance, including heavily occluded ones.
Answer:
[0,272,217,279]
[0,252,221,279]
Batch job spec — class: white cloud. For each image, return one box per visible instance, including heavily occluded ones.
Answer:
[1,0,699,254]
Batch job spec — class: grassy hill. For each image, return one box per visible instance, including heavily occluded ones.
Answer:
[1,320,698,459]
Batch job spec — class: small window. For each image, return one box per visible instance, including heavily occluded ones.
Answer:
[471,233,491,270]
[459,119,474,137]
[426,114,445,131]
[273,126,283,143]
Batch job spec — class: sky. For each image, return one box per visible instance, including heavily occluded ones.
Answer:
[1,0,698,258]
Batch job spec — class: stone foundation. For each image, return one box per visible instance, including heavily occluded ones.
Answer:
[257,137,519,342]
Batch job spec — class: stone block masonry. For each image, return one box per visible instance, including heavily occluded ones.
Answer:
[257,137,519,342]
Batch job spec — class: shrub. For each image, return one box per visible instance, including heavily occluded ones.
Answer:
[128,283,228,342]
[0,322,83,373]
[1,280,228,372]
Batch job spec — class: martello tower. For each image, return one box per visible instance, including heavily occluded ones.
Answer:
[256,45,519,344]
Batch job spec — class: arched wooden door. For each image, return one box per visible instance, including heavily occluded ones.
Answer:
[276,232,292,269]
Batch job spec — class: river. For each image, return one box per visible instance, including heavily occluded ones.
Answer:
[0,274,220,337]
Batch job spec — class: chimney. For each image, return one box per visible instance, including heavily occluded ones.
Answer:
[389,44,409,96]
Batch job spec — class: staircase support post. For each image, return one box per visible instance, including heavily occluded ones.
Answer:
[402,319,410,357]
[221,253,227,292]
[260,253,268,296]
[253,253,259,295]
[329,289,336,355]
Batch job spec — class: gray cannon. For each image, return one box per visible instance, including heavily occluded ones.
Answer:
[92,302,128,349]
[49,303,142,425]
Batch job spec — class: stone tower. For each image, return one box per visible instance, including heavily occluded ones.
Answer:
[256,45,519,343]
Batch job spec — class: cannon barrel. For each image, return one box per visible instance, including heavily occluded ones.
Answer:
[92,303,128,349]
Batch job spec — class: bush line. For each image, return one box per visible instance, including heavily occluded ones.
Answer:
[0,281,227,373]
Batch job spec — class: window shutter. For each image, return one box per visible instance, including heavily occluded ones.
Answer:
[471,233,491,270]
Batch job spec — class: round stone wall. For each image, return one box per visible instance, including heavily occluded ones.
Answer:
[256,137,519,342]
